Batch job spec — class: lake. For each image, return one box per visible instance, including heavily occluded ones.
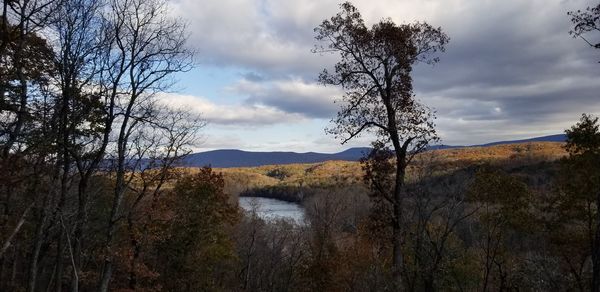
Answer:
[238,197,305,223]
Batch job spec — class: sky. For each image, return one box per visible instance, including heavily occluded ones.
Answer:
[162,0,600,153]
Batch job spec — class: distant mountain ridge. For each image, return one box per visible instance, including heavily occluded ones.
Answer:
[182,147,372,168]
[428,134,567,150]
[182,134,566,168]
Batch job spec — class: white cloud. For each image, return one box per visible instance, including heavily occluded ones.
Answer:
[157,93,306,126]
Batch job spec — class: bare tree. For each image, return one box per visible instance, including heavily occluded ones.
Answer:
[95,0,193,290]
[314,2,448,287]
[44,1,107,290]
[569,4,600,58]
[403,154,477,291]
[123,106,204,290]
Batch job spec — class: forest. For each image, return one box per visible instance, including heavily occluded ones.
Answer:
[1,0,600,291]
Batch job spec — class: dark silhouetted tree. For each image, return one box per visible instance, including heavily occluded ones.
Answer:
[160,167,241,291]
[468,166,533,291]
[314,2,448,287]
[569,4,600,58]
[95,0,193,290]
[555,114,600,291]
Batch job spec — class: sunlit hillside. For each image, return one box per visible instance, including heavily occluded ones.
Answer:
[202,142,568,195]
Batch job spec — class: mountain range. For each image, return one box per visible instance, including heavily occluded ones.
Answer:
[426,133,567,150]
[181,134,567,168]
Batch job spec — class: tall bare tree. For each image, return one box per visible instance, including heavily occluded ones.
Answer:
[314,2,447,287]
[95,0,193,290]
[47,1,106,290]
[122,106,203,290]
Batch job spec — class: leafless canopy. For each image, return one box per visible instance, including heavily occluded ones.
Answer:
[569,4,600,52]
[315,2,448,154]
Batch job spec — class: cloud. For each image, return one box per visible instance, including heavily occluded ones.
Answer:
[171,0,335,76]
[239,72,265,82]
[228,78,343,119]
[170,0,600,147]
[193,134,245,151]
[157,93,306,126]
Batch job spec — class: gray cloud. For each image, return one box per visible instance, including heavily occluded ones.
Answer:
[240,72,265,82]
[171,0,600,146]
[228,78,342,119]
[407,1,600,143]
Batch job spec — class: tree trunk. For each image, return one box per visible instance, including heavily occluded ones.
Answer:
[55,228,64,292]
[0,202,33,257]
[390,129,406,289]
[593,190,600,292]
[55,162,70,292]
[71,179,90,292]
[127,213,140,290]
[98,177,127,292]
[392,159,405,288]
[382,95,408,289]
[28,192,51,292]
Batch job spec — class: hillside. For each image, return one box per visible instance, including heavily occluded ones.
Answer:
[429,141,566,165]
[181,134,567,168]
[205,141,567,196]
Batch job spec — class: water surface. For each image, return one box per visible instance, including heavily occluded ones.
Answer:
[239,197,305,223]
